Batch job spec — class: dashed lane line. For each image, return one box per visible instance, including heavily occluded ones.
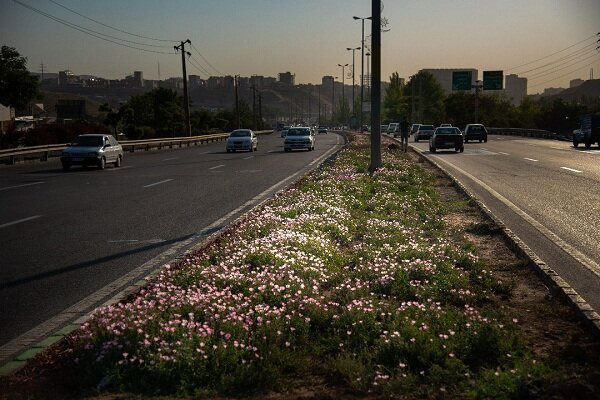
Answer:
[0,215,42,229]
[143,179,173,188]
[524,157,539,162]
[209,164,225,170]
[0,182,45,191]
[561,167,583,173]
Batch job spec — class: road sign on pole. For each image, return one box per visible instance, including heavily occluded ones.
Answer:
[483,70,503,90]
[452,71,472,91]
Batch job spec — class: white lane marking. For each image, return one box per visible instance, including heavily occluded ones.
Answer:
[243,156,254,160]
[0,215,42,229]
[162,157,179,161]
[107,165,133,171]
[423,151,600,280]
[561,167,583,173]
[0,182,45,192]
[498,152,510,155]
[143,179,173,188]
[524,157,538,162]
[209,164,225,170]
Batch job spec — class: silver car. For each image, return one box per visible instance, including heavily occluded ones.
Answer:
[284,127,315,152]
[226,129,258,152]
[60,134,123,171]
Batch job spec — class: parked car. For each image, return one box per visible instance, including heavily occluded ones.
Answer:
[318,126,328,134]
[226,129,258,152]
[439,123,452,127]
[429,127,464,153]
[414,124,435,142]
[60,134,123,171]
[284,127,314,152]
[463,124,488,143]
[387,122,399,135]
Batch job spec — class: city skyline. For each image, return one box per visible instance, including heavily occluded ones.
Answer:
[2,0,599,94]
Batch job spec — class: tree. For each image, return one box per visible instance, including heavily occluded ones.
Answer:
[404,71,445,124]
[0,46,40,113]
[383,72,408,122]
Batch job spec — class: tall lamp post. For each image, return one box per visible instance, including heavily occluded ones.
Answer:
[346,47,360,120]
[366,52,371,103]
[337,63,348,124]
[353,15,372,130]
[331,76,338,124]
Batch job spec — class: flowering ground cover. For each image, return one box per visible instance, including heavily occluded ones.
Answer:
[3,133,599,399]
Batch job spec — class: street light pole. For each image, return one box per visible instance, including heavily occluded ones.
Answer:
[338,63,348,124]
[354,15,372,131]
[346,47,360,119]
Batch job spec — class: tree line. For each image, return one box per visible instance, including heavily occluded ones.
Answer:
[382,71,600,134]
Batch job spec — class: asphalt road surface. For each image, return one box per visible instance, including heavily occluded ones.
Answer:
[411,134,600,313]
[0,131,343,363]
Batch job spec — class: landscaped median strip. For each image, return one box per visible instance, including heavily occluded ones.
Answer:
[3,133,598,398]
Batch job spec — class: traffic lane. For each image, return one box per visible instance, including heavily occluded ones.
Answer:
[411,139,600,310]
[482,136,600,180]
[414,139,600,266]
[0,133,342,347]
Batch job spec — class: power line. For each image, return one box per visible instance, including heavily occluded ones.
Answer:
[526,50,599,81]
[528,55,600,89]
[47,0,178,43]
[514,42,597,75]
[187,55,212,77]
[506,33,598,71]
[190,43,222,76]
[12,0,175,54]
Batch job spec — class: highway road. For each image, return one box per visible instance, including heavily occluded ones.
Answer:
[0,131,344,363]
[410,135,600,313]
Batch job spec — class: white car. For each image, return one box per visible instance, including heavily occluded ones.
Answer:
[60,134,123,171]
[226,129,258,152]
[284,127,314,152]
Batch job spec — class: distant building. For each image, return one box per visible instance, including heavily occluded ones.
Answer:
[188,75,203,88]
[421,68,478,93]
[278,72,295,85]
[505,74,527,105]
[570,78,584,88]
[58,70,82,86]
[223,75,235,89]
[207,76,222,89]
[164,77,184,89]
[321,76,335,90]
[84,77,109,88]
[263,77,277,87]
[542,87,564,96]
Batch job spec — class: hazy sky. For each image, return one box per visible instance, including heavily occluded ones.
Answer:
[2,0,599,94]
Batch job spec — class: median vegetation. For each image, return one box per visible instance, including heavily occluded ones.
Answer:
[4,133,599,399]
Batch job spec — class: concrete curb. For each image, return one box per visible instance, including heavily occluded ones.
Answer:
[411,145,600,338]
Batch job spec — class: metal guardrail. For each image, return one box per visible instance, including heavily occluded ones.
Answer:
[0,130,273,165]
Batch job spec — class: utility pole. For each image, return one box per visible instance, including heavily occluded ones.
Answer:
[354,15,372,132]
[174,39,192,136]
[369,0,381,173]
[307,88,311,125]
[251,83,257,129]
[39,63,45,82]
[473,80,482,123]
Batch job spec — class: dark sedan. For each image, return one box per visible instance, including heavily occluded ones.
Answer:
[429,127,464,153]
[414,124,435,142]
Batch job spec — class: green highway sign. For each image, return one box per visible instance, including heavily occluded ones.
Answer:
[452,71,472,91]
[483,70,503,90]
